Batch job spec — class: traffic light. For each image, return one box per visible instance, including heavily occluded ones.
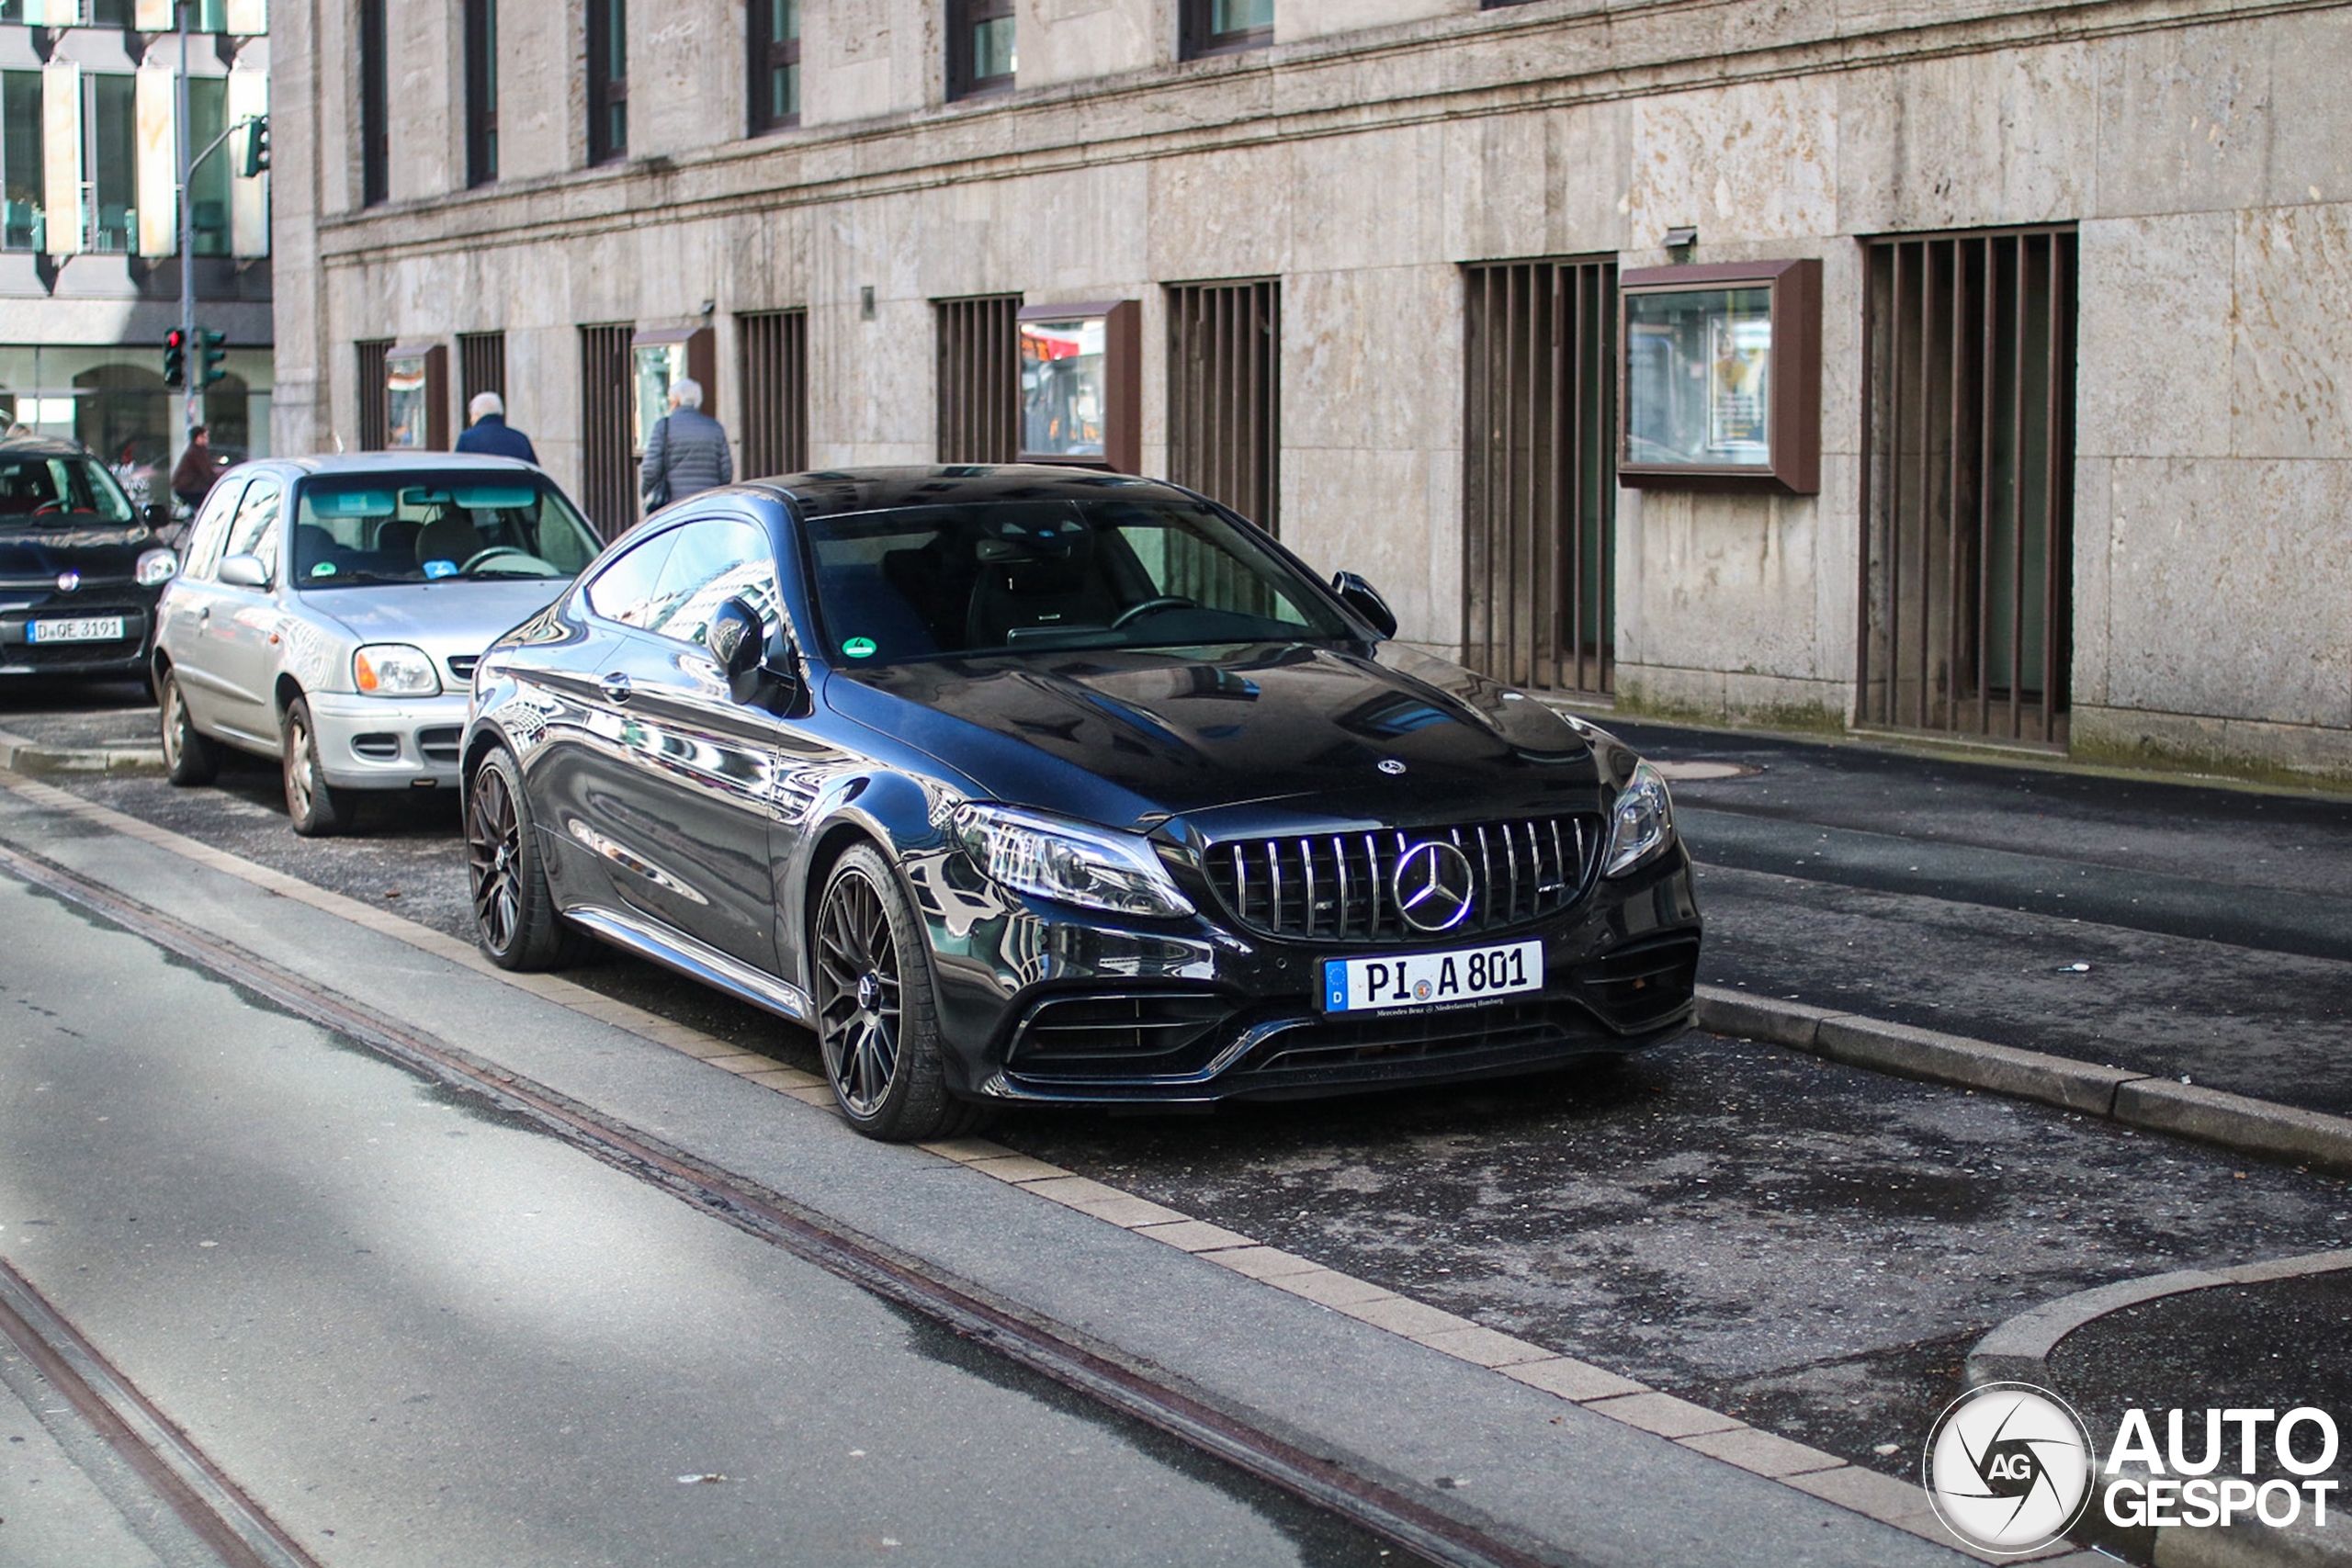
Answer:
[163,329,186,389]
[241,116,270,178]
[199,330,228,386]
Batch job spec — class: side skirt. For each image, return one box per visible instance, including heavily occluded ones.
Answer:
[561,902,814,1025]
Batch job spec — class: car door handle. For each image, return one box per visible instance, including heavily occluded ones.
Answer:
[599,672,633,704]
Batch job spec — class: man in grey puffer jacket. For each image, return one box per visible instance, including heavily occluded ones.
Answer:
[639,378,733,513]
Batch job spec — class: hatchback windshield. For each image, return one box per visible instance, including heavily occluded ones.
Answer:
[292,473,601,589]
[804,498,1352,664]
[0,452,137,526]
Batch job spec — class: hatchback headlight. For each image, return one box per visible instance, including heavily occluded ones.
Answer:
[952,804,1193,919]
[353,643,442,697]
[135,547,177,587]
[1602,761,1676,877]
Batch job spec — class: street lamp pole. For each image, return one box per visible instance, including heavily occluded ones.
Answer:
[174,0,197,440]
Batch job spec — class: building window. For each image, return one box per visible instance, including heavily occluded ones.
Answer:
[1182,0,1271,59]
[85,73,135,254]
[586,0,628,165]
[749,0,799,133]
[188,76,229,254]
[464,0,499,186]
[1,70,41,253]
[1166,278,1279,533]
[579,322,637,536]
[1859,228,2078,745]
[1462,257,1618,696]
[358,0,389,206]
[356,339,392,451]
[947,0,1014,100]
[934,294,1020,462]
[458,330,506,417]
[737,309,808,477]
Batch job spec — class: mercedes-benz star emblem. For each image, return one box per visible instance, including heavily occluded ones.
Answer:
[54,570,79,592]
[1377,759,1406,775]
[1393,840,1476,932]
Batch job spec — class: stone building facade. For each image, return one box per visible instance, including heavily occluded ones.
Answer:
[269,0,2352,780]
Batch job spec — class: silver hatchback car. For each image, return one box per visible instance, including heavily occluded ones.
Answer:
[153,454,603,834]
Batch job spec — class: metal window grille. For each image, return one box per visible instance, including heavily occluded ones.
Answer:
[750,0,800,132]
[578,322,636,538]
[1461,257,1616,695]
[1166,279,1279,535]
[458,331,505,413]
[355,338,390,450]
[935,295,1019,464]
[358,0,388,205]
[738,310,808,479]
[1859,228,2077,745]
[463,0,498,186]
[586,0,628,164]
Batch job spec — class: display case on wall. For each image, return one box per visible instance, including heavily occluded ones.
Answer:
[1618,259,1819,494]
[1016,300,1138,474]
[384,343,448,451]
[630,325,717,455]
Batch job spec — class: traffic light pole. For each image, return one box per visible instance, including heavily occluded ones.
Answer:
[174,0,197,440]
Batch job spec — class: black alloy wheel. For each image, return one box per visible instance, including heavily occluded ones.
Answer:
[466,748,577,971]
[281,695,353,836]
[157,667,217,786]
[812,844,981,1142]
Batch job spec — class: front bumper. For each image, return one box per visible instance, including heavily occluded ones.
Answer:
[0,597,156,677]
[908,840,1702,1106]
[304,691,469,791]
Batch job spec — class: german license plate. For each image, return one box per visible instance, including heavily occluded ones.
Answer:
[29,616,125,644]
[1320,939,1543,1013]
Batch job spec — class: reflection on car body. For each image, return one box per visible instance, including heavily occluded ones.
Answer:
[462,466,1702,1141]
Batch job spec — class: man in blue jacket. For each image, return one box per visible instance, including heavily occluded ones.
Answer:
[455,392,539,463]
[639,378,732,514]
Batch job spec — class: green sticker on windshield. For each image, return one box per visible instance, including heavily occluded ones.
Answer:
[842,637,877,660]
[310,561,337,577]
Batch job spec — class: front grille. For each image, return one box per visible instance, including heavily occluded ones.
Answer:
[1204,816,1598,943]
[444,654,481,683]
[416,726,462,764]
[351,732,401,761]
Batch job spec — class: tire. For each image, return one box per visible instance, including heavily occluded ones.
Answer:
[812,843,986,1142]
[465,747,580,971]
[280,695,354,837]
[157,667,218,787]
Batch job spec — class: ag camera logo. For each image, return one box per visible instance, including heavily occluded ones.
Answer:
[1924,1382,2095,1553]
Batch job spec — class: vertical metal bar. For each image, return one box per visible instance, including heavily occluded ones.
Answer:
[1916,243,1936,729]
[1548,265,1567,692]
[1885,243,1905,727]
[1975,240,1994,738]
[1300,837,1318,939]
[2008,236,2027,739]
[1856,248,1877,726]
[2041,233,2064,744]
[1944,241,1962,732]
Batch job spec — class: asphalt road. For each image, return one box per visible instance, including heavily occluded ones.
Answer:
[7,681,2349,1497]
[0,866,1409,1568]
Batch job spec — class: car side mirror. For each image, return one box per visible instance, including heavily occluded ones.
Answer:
[218,553,271,590]
[707,596,800,711]
[1330,571,1397,640]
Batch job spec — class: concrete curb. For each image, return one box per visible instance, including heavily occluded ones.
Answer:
[0,727,163,778]
[1694,986,2352,1176]
[1964,1250,2352,1568]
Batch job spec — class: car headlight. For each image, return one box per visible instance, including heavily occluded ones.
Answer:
[352,643,442,697]
[951,803,1194,919]
[1602,761,1676,877]
[134,547,176,587]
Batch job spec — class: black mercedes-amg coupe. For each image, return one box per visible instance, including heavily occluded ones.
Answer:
[461,467,1700,1140]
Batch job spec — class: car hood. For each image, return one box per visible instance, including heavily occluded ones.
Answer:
[301,581,574,657]
[827,642,1608,835]
[0,520,159,583]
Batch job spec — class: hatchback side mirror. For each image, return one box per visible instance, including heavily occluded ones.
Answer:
[707,596,800,711]
[218,553,271,590]
[1330,571,1397,640]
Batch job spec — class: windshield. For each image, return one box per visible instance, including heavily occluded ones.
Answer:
[803,498,1354,665]
[0,452,138,527]
[291,473,601,589]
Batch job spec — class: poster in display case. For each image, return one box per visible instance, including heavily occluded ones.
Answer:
[1618,259,1819,494]
[630,326,716,456]
[384,343,448,451]
[1016,300,1138,473]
